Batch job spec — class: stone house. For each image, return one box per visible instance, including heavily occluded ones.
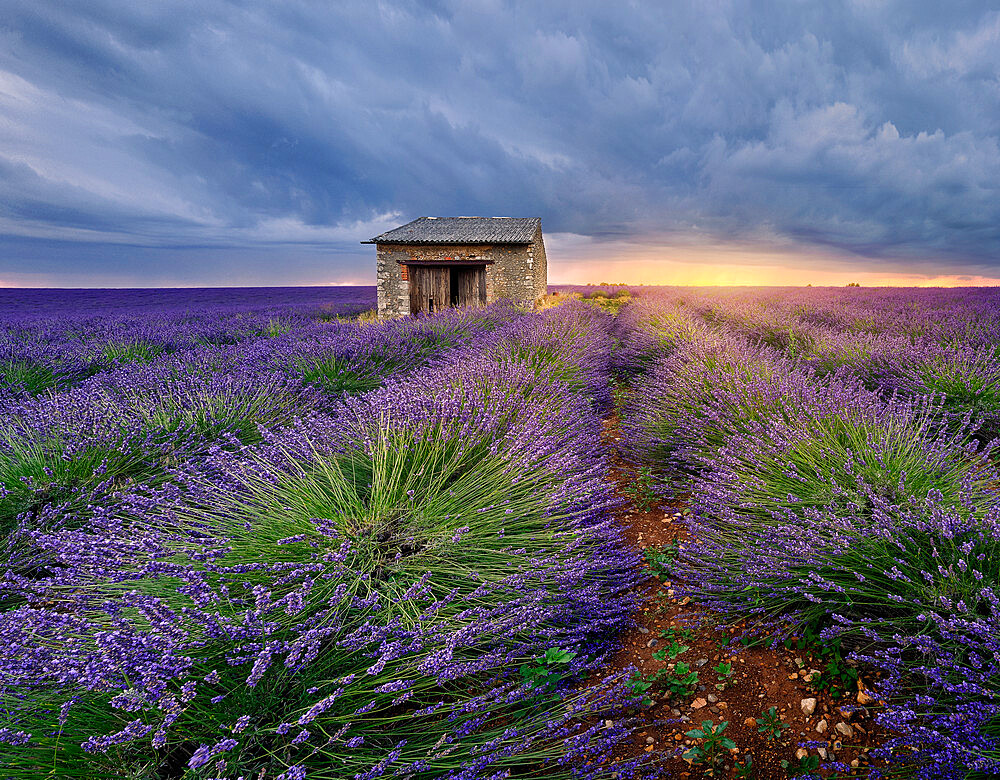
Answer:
[364,216,547,317]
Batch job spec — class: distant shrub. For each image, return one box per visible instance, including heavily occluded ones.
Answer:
[0,356,97,395]
[99,339,167,365]
[874,343,1000,442]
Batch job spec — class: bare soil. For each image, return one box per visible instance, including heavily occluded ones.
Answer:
[599,417,885,779]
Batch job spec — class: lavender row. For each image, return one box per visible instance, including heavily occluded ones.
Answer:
[0,303,534,545]
[623,286,1000,452]
[0,287,376,396]
[616,291,1000,779]
[0,300,653,779]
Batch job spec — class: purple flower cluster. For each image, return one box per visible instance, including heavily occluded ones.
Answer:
[0,292,654,779]
[0,287,375,398]
[616,286,1000,778]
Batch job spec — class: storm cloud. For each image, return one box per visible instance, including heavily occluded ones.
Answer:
[1,1,998,285]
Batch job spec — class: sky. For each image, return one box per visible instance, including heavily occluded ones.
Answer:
[1,1,999,288]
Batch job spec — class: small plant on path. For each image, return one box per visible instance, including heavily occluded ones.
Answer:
[683,720,736,773]
[644,542,679,581]
[758,706,789,742]
[714,660,734,690]
[782,753,820,778]
[786,629,859,700]
[623,466,663,511]
[651,639,688,661]
[657,661,699,697]
[659,624,694,642]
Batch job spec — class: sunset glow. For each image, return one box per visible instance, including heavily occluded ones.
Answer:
[545,236,1000,288]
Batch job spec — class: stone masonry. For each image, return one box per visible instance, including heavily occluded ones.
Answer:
[374,223,547,318]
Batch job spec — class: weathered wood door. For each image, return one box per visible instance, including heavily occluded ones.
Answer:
[452,266,487,307]
[409,266,451,314]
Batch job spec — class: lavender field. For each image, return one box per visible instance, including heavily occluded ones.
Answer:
[0,286,998,779]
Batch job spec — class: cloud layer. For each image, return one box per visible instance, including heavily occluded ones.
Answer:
[1,1,999,284]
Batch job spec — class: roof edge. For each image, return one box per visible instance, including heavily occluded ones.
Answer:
[363,239,534,246]
[363,216,540,244]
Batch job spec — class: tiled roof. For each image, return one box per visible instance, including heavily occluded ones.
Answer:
[363,216,540,244]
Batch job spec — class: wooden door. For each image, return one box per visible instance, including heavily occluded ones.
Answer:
[453,266,487,307]
[409,266,451,314]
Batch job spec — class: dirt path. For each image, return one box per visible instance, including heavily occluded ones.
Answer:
[600,417,883,779]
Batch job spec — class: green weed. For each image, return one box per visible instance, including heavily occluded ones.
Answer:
[735,753,754,778]
[781,753,820,778]
[623,466,664,511]
[757,706,788,742]
[713,661,734,690]
[785,628,859,701]
[683,720,735,772]
[644,541,678,580]
[519,647,578,690]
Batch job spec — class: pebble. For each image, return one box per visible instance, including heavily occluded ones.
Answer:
[691,697,707,710]
[800,697,817,716]
[694,658,709,668]
[796,748,808,760]
[744,717,757,728]
[645,737,654,745]
[839,706,860,721]
[638,626,649,634]
[815,719,828,734]
[817,747,828,759]
[646,639,658,648]
[706,694,718,703]
[835,722,854,738]
[671,708,681,716]
[857,686,876,705]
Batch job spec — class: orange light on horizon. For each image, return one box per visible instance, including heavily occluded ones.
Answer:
[543,237,1000,288]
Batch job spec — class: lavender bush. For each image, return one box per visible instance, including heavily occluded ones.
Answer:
[618,287,1000,778]
[0,294,652,780]
[872,342,1000,442]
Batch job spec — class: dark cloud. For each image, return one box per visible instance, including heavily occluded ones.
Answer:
[0,0,998,284]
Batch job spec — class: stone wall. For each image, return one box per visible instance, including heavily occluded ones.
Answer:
[375,245,410,318]
[530,225,548,300]
[375,233,548,318]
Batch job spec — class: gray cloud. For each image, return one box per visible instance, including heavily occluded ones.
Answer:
[0,0,999,284]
